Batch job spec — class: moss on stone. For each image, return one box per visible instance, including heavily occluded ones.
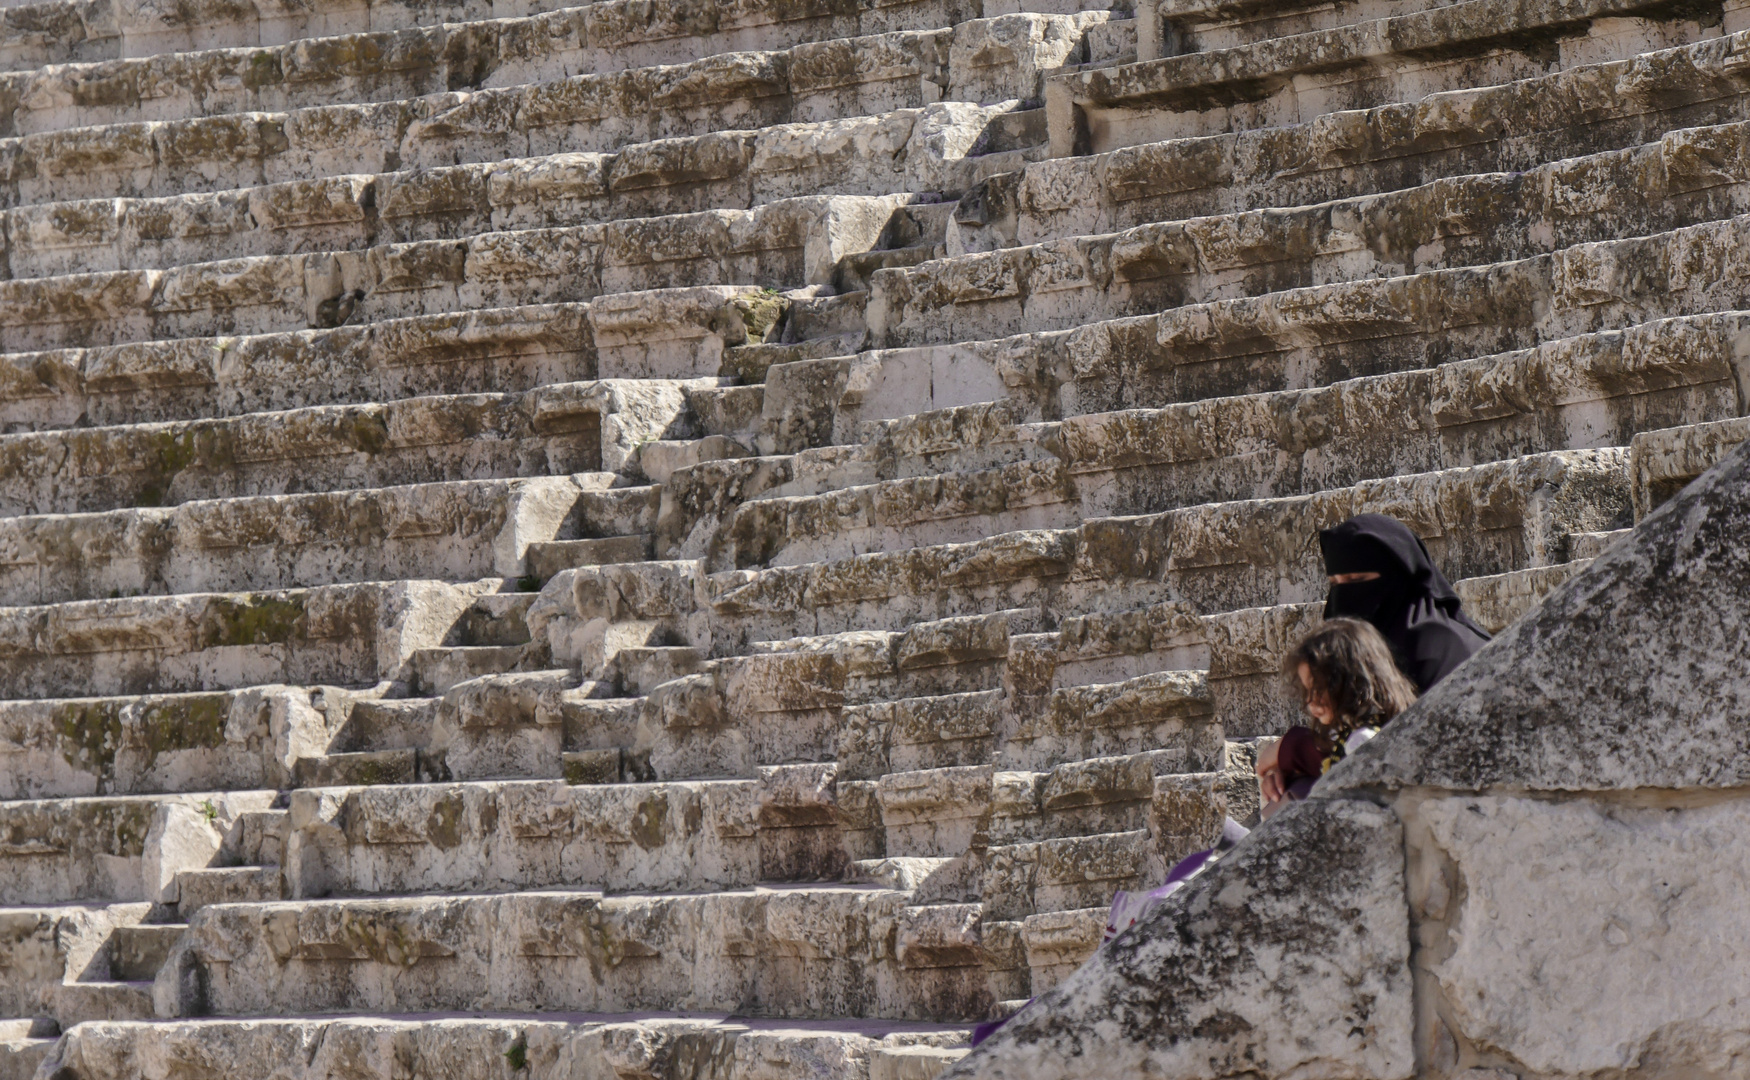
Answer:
[54,701,123,784]
[199,595,307,649]
[140,695,230,768]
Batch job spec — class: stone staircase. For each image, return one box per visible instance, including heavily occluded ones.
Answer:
[0,0,1746,1075]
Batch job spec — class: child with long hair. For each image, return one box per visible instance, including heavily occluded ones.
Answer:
[1256,617,1418,817]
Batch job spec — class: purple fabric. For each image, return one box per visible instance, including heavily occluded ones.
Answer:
[971,1007,1028,1047]
[1163,846,1215,887]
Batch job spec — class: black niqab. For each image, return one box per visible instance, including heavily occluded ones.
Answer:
[1319,514,1491,692]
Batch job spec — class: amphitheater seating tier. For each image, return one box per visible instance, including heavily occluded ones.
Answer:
[0,0,1746,1076]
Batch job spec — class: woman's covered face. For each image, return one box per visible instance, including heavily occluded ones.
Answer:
[1298,662,1335,726]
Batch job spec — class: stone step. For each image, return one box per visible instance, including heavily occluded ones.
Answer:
[0,382,662,516]
[704,312,1747,569]
[0,8,1082,136]
[0,0,989,98]
[0,792,276,905]
[1629,415,1750,518]
[0,195,916,353]
[281,752,1225,900]
[1048,0,1727,155]
[0,687,324,799]
[958,32,1750,252]
[292,748,421,786]
[1141,0,1747,53]
[46,980,154,1027]
[392,667,614,782]
[330,697,437,753]
[525,535,653,580]
[1019,904,1104,993]
[0,288,774,434]
[107,922,186,980]
[0,1038,55,1080]
[771,213,1750,443]
[154,886,1026,1021]
[34,1014,972,1080]
[0,577,497,699]
[175,865,286,917]
[4,108,1031,281]
[407,644,540,695]
[873,120,1750,351]
[0,1022,57,1042]
[0,902,151,1017]
[0,14,1096,213]
[0,475,609,606]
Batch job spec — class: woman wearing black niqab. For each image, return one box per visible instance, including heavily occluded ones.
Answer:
[1318,514,1491,692]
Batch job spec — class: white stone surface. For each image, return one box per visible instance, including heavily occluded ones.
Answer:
[1425,795,1750,1077]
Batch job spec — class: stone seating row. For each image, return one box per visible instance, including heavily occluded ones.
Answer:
[668,310,1745,564]
[26,1013,972,1080]
[0,12,1097,165]
[3,106,1026,278]
[956,32,1750,251]
[0,287,768,431]
[0,6,1737,217]
[0,0,1024,73]
[1048,0,1744,154]
[0,576,530,699]
[531,448,1627,675]
[0,298,1726,601]
[0,193,915,352]
[0,541,1611,802]
[0,6,1117,130]
[869,116,1750,348]
[759,209,1750,437]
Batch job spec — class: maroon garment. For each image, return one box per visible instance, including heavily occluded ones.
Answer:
[1277,725,1331,799]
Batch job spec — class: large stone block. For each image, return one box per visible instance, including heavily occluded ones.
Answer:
[949,798,1412,1080]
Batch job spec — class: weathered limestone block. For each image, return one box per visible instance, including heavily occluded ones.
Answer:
[878,764,994,858]
[968,36,1750,252]
[0,791,275,904]
[880,124,1750,353]
[0,902,151,1017]
[1047,0,1725,156]
[153,885,970,1020]
[1419,795,1750,1077]
[1018,672,1220,776]
[0,684,337,798]
[39,1013,967,1080]
[0,578,490,699]
[422,668,578,782]
[949,798,1412,1080]
[284,778,760,898]
[1020,906,1104,994]
[1629,415,1750,519]
[0,195,909,352]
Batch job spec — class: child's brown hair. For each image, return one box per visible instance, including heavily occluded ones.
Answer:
[1281,618,1418,727]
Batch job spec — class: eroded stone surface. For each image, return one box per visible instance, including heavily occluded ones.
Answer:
[948,798,1412,1080]
[1423,795,1750,1077]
